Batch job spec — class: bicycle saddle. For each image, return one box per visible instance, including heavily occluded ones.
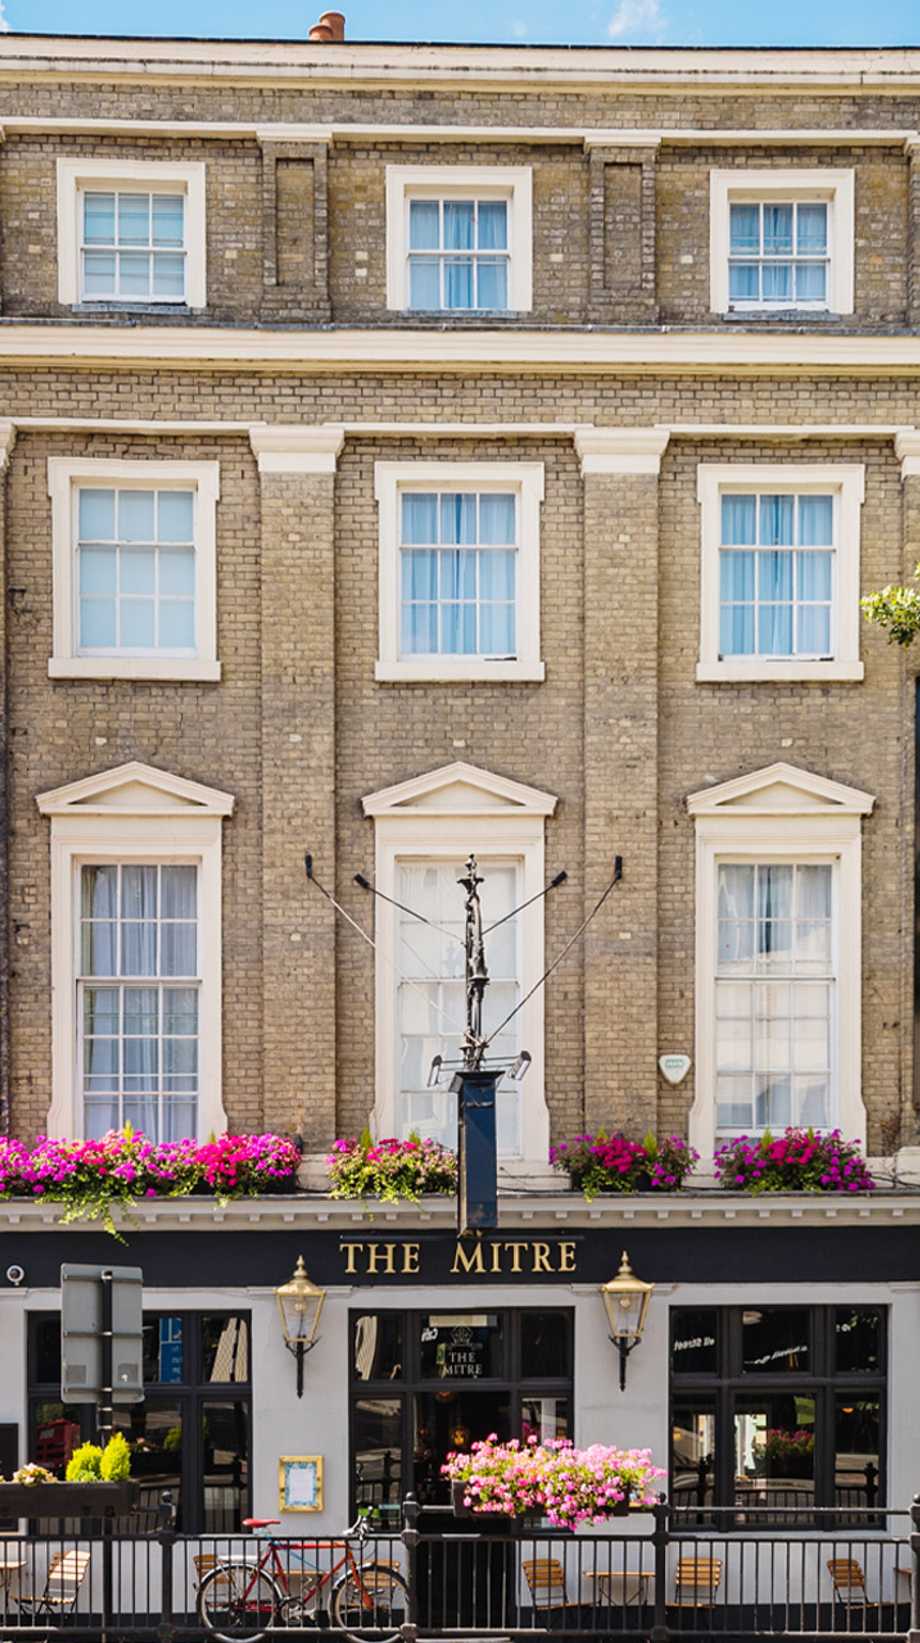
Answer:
[243,1517,281,1528]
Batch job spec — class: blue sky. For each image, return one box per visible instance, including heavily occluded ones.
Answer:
[1,0,919,46]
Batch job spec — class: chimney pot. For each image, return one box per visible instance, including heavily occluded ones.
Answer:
[318,9,346,36]
[308,20,335,40]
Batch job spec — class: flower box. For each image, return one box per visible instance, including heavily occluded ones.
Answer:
[0,1480,138,1516]
[550,1132,697,1201]
[444,1437,663,1531]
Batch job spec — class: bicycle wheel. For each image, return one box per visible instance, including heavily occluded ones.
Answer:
[197,1561,282,1643]
[331,1563,410,1643]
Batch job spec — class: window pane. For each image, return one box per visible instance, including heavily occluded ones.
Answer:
[401,602,437,654]
[83,193,116,244]
[797,203,828,252]
[672,1404,716,1511]
[762,263,793,301]
[353,1395,402,1515]
[121,598,156,648]
[720,548,755,599]
[122,865,157,920]
[741,1309,810,1374]
[759,496,795,546]
[479,602,515,656]
[834,1396,881,1512]
[721,496,757,546]
[115,1399,184,1525]
[444,258,473,308]
[418,1313,504,1379]
[353,1314,404,1382]
[119,491,156,543]
[796,262,827,302]
[520,1395,570,1443]
[671,1309,719,1376]
[758,603,793,655]
[202,1400,250,1532]
[119,252,151,297]
[408,258,440,309]
[720,604,755,656]
[443,201,474,250]
[80,489,116,541]
[478,496,515,546]
[152,254,186,298]
[161,865,197,919]
[158,491,195,544]
[797,605,831,655]
[80,598,117,649]
[83,251,117,295]
[32,1315,63,1387]
[479,548,515,600]
[729,204,760,253]
[835,1309,883,1375]
[477,200,508,250]
[734,1394,815,1513]
[520,1312,571,1379]
[798,544,833,594]
[161,923,197,977]
[152,194,184,247]
[82,863,117,921]
[142,1315,185,1384]
[122,921,157,976]
[729,263,759,300]
[440,494,476,545]
[408,200,439,251]
[118,194,150,245]
[159,550,195,600]
[763,204,793,254]
[477,258,508,310]
[201,1317,250,1384]
[121,548,156,595]
[80,547,117,596]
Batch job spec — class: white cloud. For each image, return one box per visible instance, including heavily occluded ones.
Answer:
[608,0,666,40]
[511,18,529,36]
[0,2,10,31]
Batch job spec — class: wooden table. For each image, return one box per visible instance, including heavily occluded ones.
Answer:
[585,1570,653,1607]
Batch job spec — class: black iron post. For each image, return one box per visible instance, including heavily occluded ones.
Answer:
[156,1491,177,1643]
[651,1495,671,1643]
[98,1269,114,1643]
[400,1493,420,1643]
[910,1493,920,1643]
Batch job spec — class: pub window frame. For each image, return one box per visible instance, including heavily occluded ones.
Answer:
[27,1308,252,1534]
[669,1303,887,1524]
[348,1307,575,1522]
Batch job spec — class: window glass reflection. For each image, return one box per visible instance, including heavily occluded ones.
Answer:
[834,1395,881,1511]
[353,1397,402,1516]
[733,1394,816,1515]
[143,1315,184,1384]
[520,1395,570,1443]
[671,1310,719,1376]
[520,1312,571,1379]
[353,1314,404,1381]
[201,1316,249,1383]
[418,1314,504,1379]
[834,1310,882,1375]
[672,1405,716,1511]
[202,1400,250,1532]
[30,1401,83,1479]
[741,1309,810,1373]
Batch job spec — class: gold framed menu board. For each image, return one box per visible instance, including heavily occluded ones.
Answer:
[278,1456,324,1513]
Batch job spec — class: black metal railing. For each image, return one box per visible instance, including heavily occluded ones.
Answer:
[0,1493,915,1641]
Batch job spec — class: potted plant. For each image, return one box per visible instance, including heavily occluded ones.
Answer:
[442,1435,664,1530]
[550,1131,698,1201]
[0,1435,137,1515]
[756,1428,815,1480]
[713,1129,875,1194]
[326,1131,458,1202]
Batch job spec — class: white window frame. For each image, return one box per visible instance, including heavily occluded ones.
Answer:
[56,158,207,310]
[362,762,556,1174]
[47,457,221,682]
[36,761,234,1142]
[687,762,874,1164]
[709,169,855,316]
[374,460,545,683]
[385,165,533,313]
[696,462,865,684]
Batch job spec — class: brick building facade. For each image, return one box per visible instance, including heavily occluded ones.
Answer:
[0,31,918,1552]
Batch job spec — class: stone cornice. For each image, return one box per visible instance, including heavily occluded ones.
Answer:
[895,430,920,478]
[9,325,920,377]
[0,1188,917,1236]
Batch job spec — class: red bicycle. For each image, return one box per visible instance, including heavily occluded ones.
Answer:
[196,1513,410,1643]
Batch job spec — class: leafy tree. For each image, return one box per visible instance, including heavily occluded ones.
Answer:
[861,578,920,647]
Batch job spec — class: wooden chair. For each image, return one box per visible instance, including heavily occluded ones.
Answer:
[522,1558,582,1613]
[827,1558,869,1611]
[673,1556,723,1608]
[16,1548,91,1620]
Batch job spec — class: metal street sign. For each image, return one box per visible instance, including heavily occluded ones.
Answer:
[61,1264,144,1406]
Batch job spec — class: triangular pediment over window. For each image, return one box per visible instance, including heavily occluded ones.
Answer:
[362,761,557,819]
[687,761,875,819]
[36,760,235,818]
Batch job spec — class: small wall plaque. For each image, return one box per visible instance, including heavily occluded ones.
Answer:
[279,1456,324,1513]
[658,1053,691,1087]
